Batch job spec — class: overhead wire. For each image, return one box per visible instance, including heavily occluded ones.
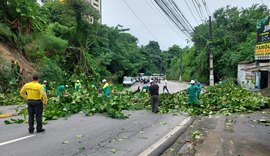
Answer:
[146,0,187,41]
[195,0,206,21]
[155,0,191,38]
[191,0,204,22]
[201,0,211,16]
[184,0,200,25]
[170,0,194,32]
[155,0,193,39]
[122,0,167,48]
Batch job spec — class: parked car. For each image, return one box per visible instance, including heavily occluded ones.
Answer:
[123,76,136,86]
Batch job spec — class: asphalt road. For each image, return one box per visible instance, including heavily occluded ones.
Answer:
[128,80,188,93]
[0,81,190,156]
[0,111,188,156]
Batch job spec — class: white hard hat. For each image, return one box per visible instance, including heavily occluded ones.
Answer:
[76,80,80,83]
[44,80,47,83]
[190,80,195,84]
[65,85,69,88]
[102,79,106,83]
[150,80,154,83]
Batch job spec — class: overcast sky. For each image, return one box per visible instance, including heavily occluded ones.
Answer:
[102,0,270,50]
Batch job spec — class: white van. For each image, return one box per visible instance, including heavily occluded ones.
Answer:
[123,76,135,86]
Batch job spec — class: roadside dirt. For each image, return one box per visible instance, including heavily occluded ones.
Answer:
[0,42,36,83]
[162,109,270,156]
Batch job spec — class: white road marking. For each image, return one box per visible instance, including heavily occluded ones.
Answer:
[0,135,35,147]
[138,117,192,156]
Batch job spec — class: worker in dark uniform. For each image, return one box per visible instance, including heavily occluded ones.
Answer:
[149,80,159,113]
[20,75,47,134]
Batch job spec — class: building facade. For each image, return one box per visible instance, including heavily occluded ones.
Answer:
[86,0,102,22]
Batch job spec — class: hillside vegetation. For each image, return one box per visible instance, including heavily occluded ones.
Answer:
[0,0,269,92]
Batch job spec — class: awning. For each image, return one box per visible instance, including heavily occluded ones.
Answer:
[242,65,270,72]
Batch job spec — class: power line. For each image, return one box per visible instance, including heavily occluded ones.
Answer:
[146,0,187,41]
[155,0,194,39]
[185,0,200,25]
[201,0,211,16]
[122,0,167,48]
[195,0,206,20]
[191,0,204,22]
[155,0,191,38]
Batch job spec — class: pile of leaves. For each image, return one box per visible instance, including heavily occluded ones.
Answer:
[0,92,24,106]
[3,82,270,125]
[158,82,269,115]
[43,90,148,120]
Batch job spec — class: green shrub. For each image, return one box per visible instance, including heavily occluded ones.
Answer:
[0,61,19,93]
[38,58,65,83]
[0,23,16,42]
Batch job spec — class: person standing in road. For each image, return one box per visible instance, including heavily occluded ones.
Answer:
[163,79,169,93]
[102,79,110,96]
[149,80,159,113]
[187,80,199,105]
[20,75,47,134]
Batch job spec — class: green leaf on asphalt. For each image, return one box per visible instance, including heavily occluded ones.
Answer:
[111,148,119,153]
[76,135,83,138]
[62,141,70,144]
[4,120,12,124]
[160,121,168,126]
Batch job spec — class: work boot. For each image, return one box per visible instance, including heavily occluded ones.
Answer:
[28,128,34,134]
[37,128,45,133]
[29,130,34,134]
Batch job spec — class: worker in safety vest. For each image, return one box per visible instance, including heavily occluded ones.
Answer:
[41,80,48,93]
[20,75,47,134]
[56,85,68,96]
[74,80,81,92]
[187,80,199,105]
[101,79,110,96]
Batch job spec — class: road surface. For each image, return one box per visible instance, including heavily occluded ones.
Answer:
[128,80,189,93]
[0,112,189,156]
[0,81,190,156]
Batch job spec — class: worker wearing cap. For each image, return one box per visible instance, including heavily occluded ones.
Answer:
[57,85,68,96]
[101,79,110,96]
[42,80,48,93]
[149,80,159,113]
[75,80,81,92]
[187,80,199,105]
[20,75,47,133]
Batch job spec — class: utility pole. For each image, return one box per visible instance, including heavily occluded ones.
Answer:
[179,49,183,82]
[209,16,214,86]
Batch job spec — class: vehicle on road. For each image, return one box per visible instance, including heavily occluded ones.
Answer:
[123,76,136,86]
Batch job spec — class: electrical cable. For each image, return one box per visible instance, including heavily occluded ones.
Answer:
[122,0,167,48]
[157,0,192,38]
[155,0,191,38]
[146,0,187,41]
[191,0,204,22]
[185,0,200,25]
[201,0,211,16]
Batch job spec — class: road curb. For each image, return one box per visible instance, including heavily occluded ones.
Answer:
[0,113,18,118]
[138,116,194,156]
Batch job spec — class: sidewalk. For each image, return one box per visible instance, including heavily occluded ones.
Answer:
[162,109,270,156]
[0,105,21,118]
